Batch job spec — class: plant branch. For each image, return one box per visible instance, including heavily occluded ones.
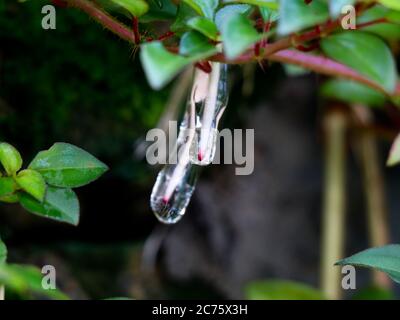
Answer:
[211,6,383,64]
[321,109,348,300]
[267,50,400,97]
[352,105,392,289]
[356,18,388,29]
[66,0,380,57]
[66,0,137,44]
[65,0,400,97]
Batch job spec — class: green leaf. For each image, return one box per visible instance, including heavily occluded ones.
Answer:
[221,13,263,59]
[109,0,149,17]
[0,177,17,197]
[29,143,108,188]
[151,0,163,8]
[182,0,218,19]
[0,264,69,300]
[15,169,46,202]
[20,186,80,226]
[278,0,329,35]
[0,194,19,203]
[223,0,278,10]
[329,0,355,18]
[321,79,386,107]
[179,31,218,56]
[215,4,252,30]
[0,193,19,203]
[245,280,326,300]
[259,6,279,22]
[363,23,400,41]
[283,63,310,77]
[387,133,400,166]
[358,6,400,40]
[321,31,397,94]
[141,41,192,89]
[387,10,400,23]
[187,16,219,40]
[171,3,199,33]
[379,0,400,11]
[0,142,22,176]
[0,236,6,264]
[351,285,395,300]
[360,5,400,23]
[140,0,177,23]
[336,245,400,283]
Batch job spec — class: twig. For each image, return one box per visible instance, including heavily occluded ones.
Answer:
[67,0,137,43]
[64,1,400,96]
[267,50,400,97]
[66,0,377,61]
[352,105,392,289]
[321,109,347,300]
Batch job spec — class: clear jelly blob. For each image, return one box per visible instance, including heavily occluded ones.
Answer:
[150,86,198,224]
[190,62,228,165]
[190,128,218,164]
[150,163,198,224]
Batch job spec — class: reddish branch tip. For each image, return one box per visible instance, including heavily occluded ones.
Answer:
[132,17,141,45]
[162,197,169,205]
[158,31,175,41]
[254,42,261,57]
[296,42,320,52]
[195,61,212,73]
[51,0,68,7]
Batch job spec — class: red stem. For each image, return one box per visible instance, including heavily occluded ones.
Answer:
[356,18,388,29]
[268,50,400,97]
[295,42,320,52]
[52,0,68,8]
[195,61,212,73]
[254,42,261,57]
[158,31,175,41]
[68,0,137,43]
[66,0,382,61]
[132,17,140,45]
[65,0,400,97]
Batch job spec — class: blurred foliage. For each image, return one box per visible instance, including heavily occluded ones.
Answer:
[351,285,395,300]
[0,0,167,182]
[337,245,400,284]
[0,3,170,296]
[1,0,399,300]
[0,263,69,299]
[245,280,326,300]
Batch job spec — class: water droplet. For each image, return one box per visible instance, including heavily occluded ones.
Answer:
[150,163,198,224]
[190,62,228,165]
[150,63,229,223]
[150,85,198,224]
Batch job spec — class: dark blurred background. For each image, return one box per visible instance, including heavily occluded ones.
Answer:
[1,0,400,299]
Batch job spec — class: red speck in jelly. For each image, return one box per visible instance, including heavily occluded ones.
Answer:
[198,152,203,161]
[162,197,169,205]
